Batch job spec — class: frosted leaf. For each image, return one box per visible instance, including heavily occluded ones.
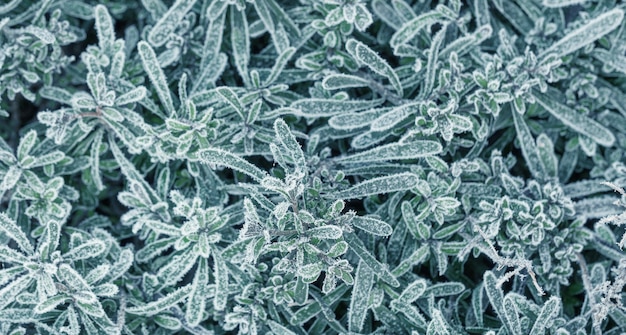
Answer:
[348,260,374,332]
[539,8,624,59]
[16,129,37,163]
[322,74,370,90]
[157,251,198,287]
[267,319,297,335]
[138,41,175,115]
[337,141,442,164]
[274,118,305,167]
[154,314,183,330]
[127,284,192,316]
[213,249,229,311]
[0,308,34,323]
[115,87,147,106]
[503,295,523,335]
[351,216,393,236]
[263,47,296,87]
[371,102,419,131]
[390,11,443,48]
[423,282,464,298]
[94,5,115,52]
[216,86,245,121]
[63,240,107,261]
[147,0,198,47]
[536,133,558,178]
[371,0,402,30]
[230,7,251,85]
[346,38,403,96]
[186,257,209,326]
[529,296,560,335]
[290,98,384,117]
[306,225,343,239]
[328,108,390,131]
[199,148,267,182]
[594,49,626,75]
[344,232,399,287]
[0,275,33,310]
[512,110,547,181]
[542,0,586,7]
[58,264,91,294]
[534,91,615,147]
[389,299,427,328]
[399,279,427,303]
[332,173,420,199]
[420,28,445,99]
[0,212,33,255]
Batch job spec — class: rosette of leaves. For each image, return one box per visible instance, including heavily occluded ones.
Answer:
[0,213,132,335]
[0,6,80,109]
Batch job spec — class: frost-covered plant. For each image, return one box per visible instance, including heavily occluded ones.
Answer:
[2,0,626,334]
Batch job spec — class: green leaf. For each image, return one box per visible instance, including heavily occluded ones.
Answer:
[529,296,560,335]
[346,38,403,96]
[533,91,615,147]
[17,130,37,162]
[58,264,91,294]
[267,319,297,335]
[423,282,465,297]
[148,0,198,47]
[157,251,198,288]
[138,41,175,115]
[337,141,441,164]
[230,6,251,85]
[115,87,147,106]
[94,5,115,52]
[322,74,370,90]
[213,248,229,311]
[344,232,399,287]
[216,86,245,120]
[290,98,384,117]
[198,148,267,182]
[0,275,33,310]
[542,0,586,8]
[399,279,427,303]
[34,294,69,314]
[307,225,343,239]
[263,46,296,87]
[127,284,192,316]
[186,257,209,326]
[351,216,393,236]
[0,212,33,255]
[539,8,624,59]
[391,244,430,277]
[348,261,374,333]
[512,110,547,181]
[536,133,558,178]
[274,118,306,167]
[420,27,445,99]
[332,173,420,199]
[63,240,106,261]
[390,10,444,48]
[154,314,183,330]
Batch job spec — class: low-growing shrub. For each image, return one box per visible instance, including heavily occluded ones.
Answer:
[1,0,626,334]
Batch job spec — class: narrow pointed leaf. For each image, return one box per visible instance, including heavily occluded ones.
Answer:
[512,110,547,181]
[348,260,374,332]
[390,11,443,48]
[199,148,267,182]
[213,248,229,311]
[138,41,175,115]
[332,173,420,199]
[186,257,209,326]
[539,8,624,59]
[351,216,393,236]
[344,232,399,287]
[127,284,192,316]
[346,38,403,96]
[0,212,33,255]
[94,5,115,52]
[534,91,615,147]
[337,141,442,164]
[148,0,198,47]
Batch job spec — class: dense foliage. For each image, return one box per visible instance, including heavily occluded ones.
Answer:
[1,0,626,334]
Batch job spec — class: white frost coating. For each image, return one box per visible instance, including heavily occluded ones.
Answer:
[539,8,624,59]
